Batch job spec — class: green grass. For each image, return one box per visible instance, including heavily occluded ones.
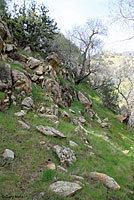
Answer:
[0,81,134,200]
[41,169,56,183]
[0,91,5,103]
[17,49,29,57]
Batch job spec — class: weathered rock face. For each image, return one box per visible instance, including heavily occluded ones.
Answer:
[0,63,12,109]
[12,70,32,95]
[0,20,13,53]
[53,145,76,166]
[89,172,120,190]
[47,53,62,72]
[49,181,82,196]
[0,63,12,90]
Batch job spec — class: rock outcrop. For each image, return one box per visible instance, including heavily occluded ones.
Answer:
[0,63,12,90]
[0,20,14,54]
[12,70,32,95]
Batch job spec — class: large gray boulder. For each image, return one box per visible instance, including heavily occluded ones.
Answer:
[49,181,82,196]
[0,63,12,90]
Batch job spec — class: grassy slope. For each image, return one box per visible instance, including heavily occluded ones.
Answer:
[0,64,134,200]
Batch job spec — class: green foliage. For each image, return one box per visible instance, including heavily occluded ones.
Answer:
[0,0,9,19]
[5,1,58,52]
[49,33,80,64]
[0,91,5,103]
[41,169,55,183]
[98,78,119,112]
[17,49,29,57]
[10,61,23,71]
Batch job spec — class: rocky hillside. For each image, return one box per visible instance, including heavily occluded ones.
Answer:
[0,21,134,200]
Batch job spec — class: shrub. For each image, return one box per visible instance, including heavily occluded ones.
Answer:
[98,78,119,113]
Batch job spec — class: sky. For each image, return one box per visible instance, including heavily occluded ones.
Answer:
[36,0,134,53]
[15,0,134,53]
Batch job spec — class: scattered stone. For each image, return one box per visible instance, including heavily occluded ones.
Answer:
[47,163,56,170]
[69,109,75,114]
[36,70,43,76]
[49,181,82,196]
[57,165,68,173]
[122,150,129,154]
[101,122,109,128]
[72,119,79,125]
[39,141,46,145]
[5,44,14,52]
[77,91,92,108]
[18,120,30,129]
[53,145,76,166]
[55,121,59,128]
[81,136,93,149]
[39,75,44,81]
[75,124,92,136]
[39,114,58,122]
[71,175,84,181]
[103,118,109,122]
[89,172,120,190]
[86,108,96,119]
[95,113,102,123]
[11,95,16,101]
[31,74,39,82]
[22,97,34,111]
[79,117,86,124]
[14,110,27,117]
[36,126,66,138]
[69,141,78,147]
[3,149,14,160]
[24,46,31,55]
[28,57,41,69]
[100,135,109,142]
[89,152,95,156]
[61,111,71,122]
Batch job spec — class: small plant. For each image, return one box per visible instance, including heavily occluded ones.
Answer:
[41,169,56,183]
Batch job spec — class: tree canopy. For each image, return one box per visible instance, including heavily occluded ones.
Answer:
[1,0,58,52]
